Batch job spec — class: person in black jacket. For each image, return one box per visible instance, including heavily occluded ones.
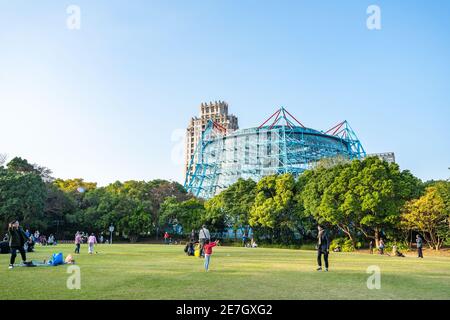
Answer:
[8,220,29,269]
[316,225,330,272]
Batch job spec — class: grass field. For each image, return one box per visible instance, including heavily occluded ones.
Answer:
[1,244,449,300]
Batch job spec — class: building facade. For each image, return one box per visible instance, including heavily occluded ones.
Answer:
[185,107,366,199]
[367,152,396,163]
[185,101,238,178]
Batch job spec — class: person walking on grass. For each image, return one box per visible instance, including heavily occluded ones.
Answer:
[316,225,330,272]
[74,232,82,254]
[88,233,97,254]
[8,220,30,269]
[416,234,424,258]
[198,225,211,258]
[203,239,219,272]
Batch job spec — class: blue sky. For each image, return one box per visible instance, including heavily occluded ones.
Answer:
[0,0,449,185]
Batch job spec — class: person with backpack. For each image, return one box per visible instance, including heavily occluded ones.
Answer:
[7,220,30,269]
[316,225,330,272]
[198,225,211,258]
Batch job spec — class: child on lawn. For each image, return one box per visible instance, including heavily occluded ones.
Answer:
[88,233,97,254]
[203,239,219,272]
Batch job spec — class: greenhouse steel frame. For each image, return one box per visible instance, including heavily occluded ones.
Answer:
[184,107,366,199]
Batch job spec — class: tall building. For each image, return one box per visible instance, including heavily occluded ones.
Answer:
[185,101,239,178]
[367,152,396,163]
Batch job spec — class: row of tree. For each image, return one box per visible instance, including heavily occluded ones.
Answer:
[161,157,450,250]
[0,156,190,241]
[1,155,449,249]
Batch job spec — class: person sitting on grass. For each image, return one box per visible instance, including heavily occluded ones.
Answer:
[48,234,55,246]
[26,236,35,253]
[203,239,220,272]
[184,241,195,256]
[251,238,258,248]
[392,245,405,257]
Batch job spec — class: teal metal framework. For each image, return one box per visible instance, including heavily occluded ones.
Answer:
[184,107,366,199]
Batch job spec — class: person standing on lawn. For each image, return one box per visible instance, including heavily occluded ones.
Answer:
[198,225,211,258]
[316,225,330,272]
[74,232,82,254]
[163,232,170,244]
[203,239,219,272]
[8,220,30,269]
[416,234,424,258]
[378,238,385,255]
[88,233,97,254]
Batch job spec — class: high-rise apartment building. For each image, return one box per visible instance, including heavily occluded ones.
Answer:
[185,101,238,177]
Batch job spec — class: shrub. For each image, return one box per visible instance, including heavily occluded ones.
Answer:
[330,238,356,252]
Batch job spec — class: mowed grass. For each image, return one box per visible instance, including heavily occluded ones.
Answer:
[1,244,449,300]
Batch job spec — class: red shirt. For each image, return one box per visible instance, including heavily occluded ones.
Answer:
[203,242,217,255]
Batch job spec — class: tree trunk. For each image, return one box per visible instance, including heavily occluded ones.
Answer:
[374,228,380,248]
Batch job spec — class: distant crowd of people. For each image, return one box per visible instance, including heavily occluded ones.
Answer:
[3,229,57,250]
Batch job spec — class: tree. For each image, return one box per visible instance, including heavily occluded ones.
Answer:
[0,166,47,229]
[146,180,189,238]
[351,158,422,245]
[300,163,355,240]
[159,197,205,234]
[54,178,97,193]
[7,157,53,181]
[402,183,450,250]
[300,157,422,246]
[206,178,256,240]
[249,174,304,243]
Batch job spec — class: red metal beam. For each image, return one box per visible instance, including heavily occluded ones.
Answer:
[259,109,281,129]
[269,109,282,130]
[325,121,345,136]
[212,121,227,134]
[283,108,305,128]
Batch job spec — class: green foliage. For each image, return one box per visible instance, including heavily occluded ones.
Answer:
[249,174,306,244]
[329,238,357,252]
[402,182,450,250]
[300,157,422,245]
[0,166,47,228]
[160,197,205,234]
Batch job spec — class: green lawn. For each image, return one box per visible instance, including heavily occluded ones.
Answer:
[1,244,449,300]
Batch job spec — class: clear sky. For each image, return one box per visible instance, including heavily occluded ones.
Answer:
[0,0,449,185]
